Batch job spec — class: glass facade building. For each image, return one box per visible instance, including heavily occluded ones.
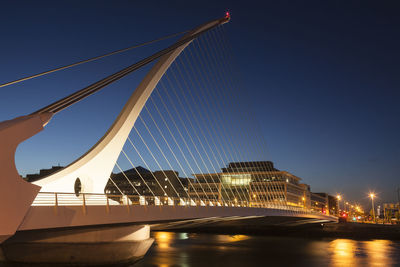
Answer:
[188,161,312,208]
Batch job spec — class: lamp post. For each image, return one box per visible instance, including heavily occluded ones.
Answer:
[337,195,342,216]
[370,193,376,223]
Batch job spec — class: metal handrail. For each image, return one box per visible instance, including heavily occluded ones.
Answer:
[31,192,336,219]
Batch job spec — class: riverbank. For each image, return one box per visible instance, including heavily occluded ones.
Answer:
[318,222,400,240]
[159,222,400,240]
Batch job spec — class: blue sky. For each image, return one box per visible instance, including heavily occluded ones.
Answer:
[1,1,399,207]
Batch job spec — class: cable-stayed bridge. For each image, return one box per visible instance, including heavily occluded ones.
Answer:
[0,14,336,264]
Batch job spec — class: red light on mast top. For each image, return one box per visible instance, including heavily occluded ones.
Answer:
[225,12,230,18]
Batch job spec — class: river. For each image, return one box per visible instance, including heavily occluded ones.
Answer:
[134,231,400,267]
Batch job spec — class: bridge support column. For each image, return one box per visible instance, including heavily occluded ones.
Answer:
[0,224,153,265]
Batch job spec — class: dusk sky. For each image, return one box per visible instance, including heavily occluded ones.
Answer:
[1,1,399,207]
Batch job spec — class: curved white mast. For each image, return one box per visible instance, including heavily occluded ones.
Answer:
[34,17,229,193]
[33,16,229,193]
[0,14,229,241]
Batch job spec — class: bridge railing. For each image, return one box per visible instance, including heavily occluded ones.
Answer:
[31,192,330,217]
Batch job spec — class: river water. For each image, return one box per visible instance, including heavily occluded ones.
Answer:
[134,232,400,267]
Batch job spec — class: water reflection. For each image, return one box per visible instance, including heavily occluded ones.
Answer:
[1,232,398,267]
[178,232,189,240]
[154,232,173,249]
[330,239,359,266]
[364,240,394,267]
[135,233,400,267]
[328,239,397,267]
[215,234,250,243]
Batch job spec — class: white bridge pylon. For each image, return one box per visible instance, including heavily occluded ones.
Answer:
[0,16,229,241]
[34,19,226,194]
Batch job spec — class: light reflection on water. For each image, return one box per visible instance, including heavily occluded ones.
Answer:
[134,232,400,267]
[364,240,394,267]
[330,239,360,266]
[326,239,397,267]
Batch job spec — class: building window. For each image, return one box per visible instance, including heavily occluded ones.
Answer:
[221,174,251,186]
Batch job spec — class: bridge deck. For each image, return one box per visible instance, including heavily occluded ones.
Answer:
[19,192,337,232]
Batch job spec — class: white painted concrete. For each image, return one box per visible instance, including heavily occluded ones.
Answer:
[0,113,51,240]
[33,19,224,195]
[1,225,154,264]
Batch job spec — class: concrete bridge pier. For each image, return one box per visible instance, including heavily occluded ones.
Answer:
[0,224,153,265]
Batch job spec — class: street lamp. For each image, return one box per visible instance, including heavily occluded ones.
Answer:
[370,193,376,223]
[337,194,342,215]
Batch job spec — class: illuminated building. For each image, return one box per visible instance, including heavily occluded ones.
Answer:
[313,193,338,216]
[104,166,188,197]
[310,193,328,214]
[383,203,400,223]
[188,161,311,207]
